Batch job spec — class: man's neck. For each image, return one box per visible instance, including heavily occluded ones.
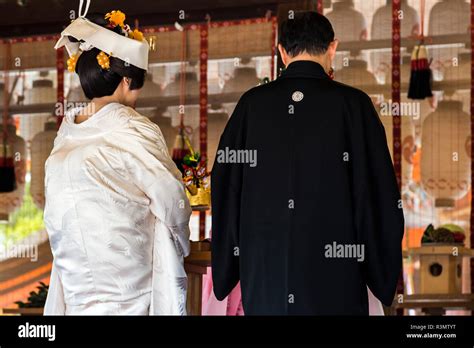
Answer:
[286,54,329,73]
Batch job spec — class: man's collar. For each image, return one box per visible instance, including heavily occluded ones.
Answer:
[279,60,330,79]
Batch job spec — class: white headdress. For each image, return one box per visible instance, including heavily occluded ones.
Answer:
[54,0,149,71]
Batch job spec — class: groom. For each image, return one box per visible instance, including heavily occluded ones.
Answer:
[211,11,404,315]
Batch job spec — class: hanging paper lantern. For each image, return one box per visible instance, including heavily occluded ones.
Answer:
[428,0,470,80]
[428,0,470,36]
[163,71,199,97]
[334,59,377,88]
[441,52,471,117]
[443,52,470,82]
[30,120,56,210]
[138,73,162,99]
[0,123,26,220]
[325,0,367,42]
[222,67,259,115]
[378,110,416,193]
[372,0,419,39]
[23,78,56,104]
[402,95,433,148]
[421,100,470,207]
[326,0,367,70]
[370,0,420,84]
[19,77,57,143]
[207,111,229,171]
[16,113,51,143]
[222,67,260,93]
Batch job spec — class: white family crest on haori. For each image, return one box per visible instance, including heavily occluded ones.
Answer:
[292,91,304,102]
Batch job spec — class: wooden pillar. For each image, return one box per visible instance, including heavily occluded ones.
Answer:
[199,24,209,240]
[392,0,405,316]
[2,42,10,135]
[316,0,323,14]
[270,16,278,81]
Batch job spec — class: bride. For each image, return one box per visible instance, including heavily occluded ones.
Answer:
[43,9,191,315]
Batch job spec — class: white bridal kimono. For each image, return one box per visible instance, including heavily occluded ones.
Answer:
[43,102,192,315]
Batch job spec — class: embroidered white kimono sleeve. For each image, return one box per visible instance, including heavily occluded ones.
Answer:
[120,117,192,315]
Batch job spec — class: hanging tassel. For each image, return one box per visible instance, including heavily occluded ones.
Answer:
[0,132,16,193]
[407,43,433,100]
[407,0,432,100]
[171,127,190,173]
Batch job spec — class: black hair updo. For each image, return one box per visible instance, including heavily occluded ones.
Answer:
[69,13,146,100]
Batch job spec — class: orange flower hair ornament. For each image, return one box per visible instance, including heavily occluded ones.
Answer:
[105,10,144,43]
[129,28,144,42]
[67,53,79,72]
[96,51,110,70]
[105,10,126,28]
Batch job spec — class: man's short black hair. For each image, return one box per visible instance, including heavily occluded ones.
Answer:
[279,11,335,57]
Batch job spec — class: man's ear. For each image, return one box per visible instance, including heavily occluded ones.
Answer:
[278,44,289,66]
[327,39,339,61]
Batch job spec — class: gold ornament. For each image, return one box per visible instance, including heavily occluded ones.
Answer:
[186,187,211,207]
[148,36,157,52]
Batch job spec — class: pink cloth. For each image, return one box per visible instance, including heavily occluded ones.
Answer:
[202,268,383,315]
[202,267,244,315]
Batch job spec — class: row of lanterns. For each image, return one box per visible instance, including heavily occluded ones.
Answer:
[1,56,471,220]
[329,0,470,84]
[327,0,468,43]
[333,47,471,208]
